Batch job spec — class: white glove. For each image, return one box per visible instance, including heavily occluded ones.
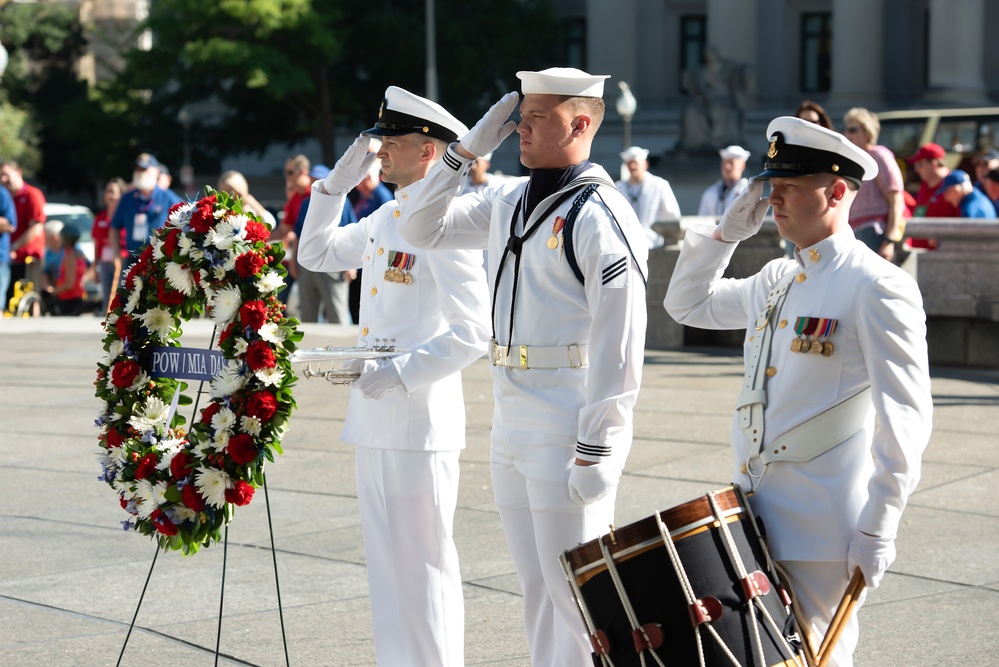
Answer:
[847,532,896,590]
[459,91,520,159]
[349,358,404,400]
[324,135,378,196]
[716,178,771,242]
[567,462,621,507]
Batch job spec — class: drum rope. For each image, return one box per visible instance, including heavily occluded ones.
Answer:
[654,511,742,667]
[559,554,617,667]
[597,538,667,667]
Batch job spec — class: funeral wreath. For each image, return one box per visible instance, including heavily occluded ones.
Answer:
[94,188,303,555]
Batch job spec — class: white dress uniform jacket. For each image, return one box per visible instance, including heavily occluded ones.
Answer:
[296,179,491,450]
[665,225,932,562]
[402,156,648,466]
[615,173,681,249]
[697,177,750,216]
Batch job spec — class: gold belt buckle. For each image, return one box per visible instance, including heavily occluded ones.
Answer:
[492,344,505,366]
[519,345,528,369]
[567,343,583,368]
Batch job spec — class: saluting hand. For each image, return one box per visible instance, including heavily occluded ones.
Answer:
[715,178,771,242]
[458,91,520,159]
[324,135,378,196]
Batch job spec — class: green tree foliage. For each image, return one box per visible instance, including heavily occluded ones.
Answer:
[117,0,562,169]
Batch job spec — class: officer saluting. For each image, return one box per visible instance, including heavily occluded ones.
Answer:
[665,117,933,667]
[297,87,491,667]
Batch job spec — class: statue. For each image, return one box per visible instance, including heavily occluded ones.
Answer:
[678,47,752,153]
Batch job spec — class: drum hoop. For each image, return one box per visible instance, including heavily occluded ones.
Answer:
[569,508,743,582]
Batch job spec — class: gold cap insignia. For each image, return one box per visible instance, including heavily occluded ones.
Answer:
[831,164,840,172]
[767,139,778,159]
[422,126,429,133]
[378,100,385,118]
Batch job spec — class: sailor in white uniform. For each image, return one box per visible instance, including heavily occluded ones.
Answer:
[697,144,751,216]
[297,87,491,667]
[664,117,933,667]
[615,145,681,248]
[397,68,649,667]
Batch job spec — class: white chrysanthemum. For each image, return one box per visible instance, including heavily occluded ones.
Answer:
[151,237,165,261]
[254,366,285,387]
[191,433,214,457]
[221,251,237,273]
[105,310,119,325]
[227,214,250,239]
[110,446,130,468]
[167,202,195,227]
[191,248,205,262]
[128,395,170,433]
[208,220,237,250]
[178,234,193,257]
[214,208,226,220]
[213,265,228,281]
[233,337,249,357]
[105,340,125,363]
[128,370,151,392]
[257,322,286,344]
[210,286,242,325]
[152,480,168,506]
[154,437,186,470]
[210,360,247,397]
[124,277,143,313]
[195,467,232,508]
[211,407,237,434]
[255,271,284,294]
[133,480,158,518]
[164,261,195,296]
[213,429,231,452]
[96,449,114,469]
[139,307,175,340]
[240,415,263,437]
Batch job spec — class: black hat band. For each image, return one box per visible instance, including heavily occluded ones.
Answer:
[764,137,864,183]
[371,108,459,144]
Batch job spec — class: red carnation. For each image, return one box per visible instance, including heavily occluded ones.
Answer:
[106,427,125,448]
[182,484,206,512]
[235,251,266,278]
[190,197,217,233]
[109,294,123,312]
[150,509,178,536]
[201,401,222,424]
[170,450,194,479]
[110,359,141,388]
[163,228,182,257]
[139,245,154,266]
[227,433,259,465]
[115,313,133,341]
[124,263,141,290]
[239,300,267,330]
[167,201,188,217]
[246,390,278,422]
[246,340,276,371]
[244,220,269,243]
[225,480,255,506]
[134,452,158,480]
[219,321,239,345]
[156,279,185,306]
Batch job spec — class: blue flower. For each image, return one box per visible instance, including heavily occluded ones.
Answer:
[121,520,134,531]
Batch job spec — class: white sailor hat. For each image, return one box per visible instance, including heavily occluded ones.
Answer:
[719,145,751,161]
[516,67,609,98]
[757,116,878,185]
[619,146,649,162]
[364,86,469,144]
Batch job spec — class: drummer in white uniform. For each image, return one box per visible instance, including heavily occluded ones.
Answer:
[397,68,648,667]
[615,145,681,248]
[664,116,933,667]
[297,87,491,667]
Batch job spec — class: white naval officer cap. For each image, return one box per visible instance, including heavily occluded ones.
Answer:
[516,67,610,98]
[719,145,751,161]
[756,116,878,186]
[619,146,649,162]
[364,86,469,144]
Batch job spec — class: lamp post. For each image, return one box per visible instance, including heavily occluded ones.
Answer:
[615,81,637,149]
[177,108,193,197]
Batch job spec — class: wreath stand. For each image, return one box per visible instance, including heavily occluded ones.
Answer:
[115,332,291,667]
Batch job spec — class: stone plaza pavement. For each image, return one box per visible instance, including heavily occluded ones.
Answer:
[1,317,997,666]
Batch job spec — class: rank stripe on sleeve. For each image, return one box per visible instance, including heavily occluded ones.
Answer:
[442,149,463,171]
[602,256,627,285]
[577,441,612,458]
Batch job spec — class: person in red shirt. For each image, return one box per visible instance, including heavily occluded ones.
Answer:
[907,142,958,250]
[90,177,126,313]
[1,160,46,305]
[45,225,87,316]
[273,154,312,305]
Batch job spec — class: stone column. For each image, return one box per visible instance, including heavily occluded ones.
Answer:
[586,0,638,87]
[828,0,884,108]
[925,0,988,104]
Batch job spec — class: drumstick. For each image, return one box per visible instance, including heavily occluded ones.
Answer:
[816,569,866,667]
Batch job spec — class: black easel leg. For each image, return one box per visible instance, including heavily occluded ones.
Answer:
[263,473,291,666]
[215,524,228,667]
[116,543,160,667]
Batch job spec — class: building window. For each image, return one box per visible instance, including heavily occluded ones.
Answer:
[564,18,586,70]
[679,15,706,93]
[800,12,832,93]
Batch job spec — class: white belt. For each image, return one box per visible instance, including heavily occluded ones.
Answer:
[490,341,588,369]
[742,387,873,477]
